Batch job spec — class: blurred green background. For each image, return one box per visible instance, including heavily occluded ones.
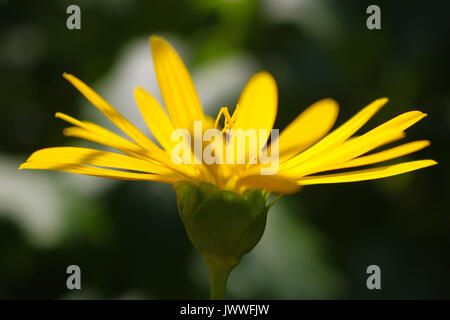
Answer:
[0,0,448,299]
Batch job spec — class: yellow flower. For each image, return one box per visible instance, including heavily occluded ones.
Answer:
[20,36,436,193]
[19,36,437,299]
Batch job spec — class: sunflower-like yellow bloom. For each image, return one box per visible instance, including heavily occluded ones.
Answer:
[20,36,435,192]
[20,36,436,299]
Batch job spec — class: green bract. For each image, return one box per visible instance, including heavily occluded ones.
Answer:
[174,181,272,299]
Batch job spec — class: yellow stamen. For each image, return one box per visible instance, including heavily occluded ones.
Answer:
[231,104,240,124]
[215,106,232,133]
[214,105,241,133]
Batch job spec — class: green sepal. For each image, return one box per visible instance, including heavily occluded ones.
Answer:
[174,181,270,259]
[173,181,272,299]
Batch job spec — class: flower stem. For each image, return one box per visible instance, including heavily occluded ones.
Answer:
[205,255,238,300]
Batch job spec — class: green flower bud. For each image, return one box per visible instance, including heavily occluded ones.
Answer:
[173,181,273,299]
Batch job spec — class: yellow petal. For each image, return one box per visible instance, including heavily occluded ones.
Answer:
[297,160,437,185]
[367,110,426,134]
[56,112,145,156]
[150,36,204,131]
[282,98,388,169]
[134,87,175,151]
[274,98,339,161]
[293,110,428,175]
[328,140,430,170]
[315,110,427,164]
[283,129,405,178]
[56,113,200,180]
[63,73,160,153]
[229,71,277,164]
[19,162,176,184]
[233,71,278,133]
[235,174,300,194]
[22,147,173,176]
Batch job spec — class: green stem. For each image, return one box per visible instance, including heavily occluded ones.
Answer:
[205,255,238,300]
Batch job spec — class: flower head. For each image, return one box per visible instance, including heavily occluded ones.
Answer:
[19,36,436,299]
[19,36,435,194]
